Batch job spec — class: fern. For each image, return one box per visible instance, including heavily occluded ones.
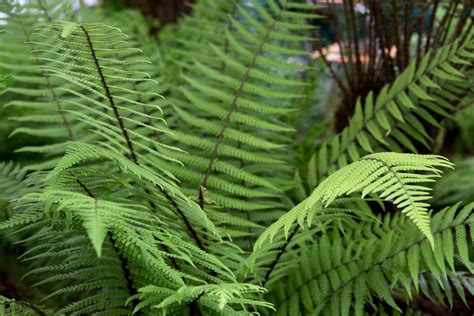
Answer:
[0,161,25,201]
[257,153,453,248]
[0,295,52,316]
[268,202,474,315]
[0,1,473,315]
[306,34,474,187]
[1,9,272,313]
[433,157,474,206]
[0,1,80,167]
[131,283,273,315]
[255,33,474,295]
[163,0,318,217]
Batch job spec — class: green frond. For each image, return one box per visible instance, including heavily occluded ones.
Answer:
[257,153,453,248]
[0,161,25,201]
[308,34,474,186]
[268,203,474,315]
[17,189,155,257]
[132,283,273,315]
[2,210,134,314]
[0,295,52,316]
[433,157,474,206]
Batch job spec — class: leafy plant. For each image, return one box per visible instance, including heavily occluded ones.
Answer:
[0,0,473,315]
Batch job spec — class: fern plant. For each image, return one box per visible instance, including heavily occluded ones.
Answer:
[0,0,473,315]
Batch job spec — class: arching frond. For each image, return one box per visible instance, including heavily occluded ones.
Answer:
[257,153,453,248]
[131,283,273,315]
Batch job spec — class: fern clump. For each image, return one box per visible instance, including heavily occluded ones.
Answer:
[0,0,473,315]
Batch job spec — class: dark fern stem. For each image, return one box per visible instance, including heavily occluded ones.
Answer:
[80,23,205,315]
[199,15,280,191]
[80,26,138,164]
[75,178,139,312]
[263,225,299,287]
[20,4,137,310]
[80,24,204,251]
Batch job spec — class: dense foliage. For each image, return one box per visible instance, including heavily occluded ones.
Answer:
[0,0,473,315]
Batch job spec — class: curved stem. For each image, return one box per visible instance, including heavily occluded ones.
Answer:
[263,225,299,287]
[75,178,138,311]
[200,7,283,189]
[80,24,204,250]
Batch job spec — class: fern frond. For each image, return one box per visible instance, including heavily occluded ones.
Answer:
[17,189,157,257]
[19,227,134,314]
[269,202,474,315]
[0,1,81,161]
[131,283,273,315]
[247,198,378,285]
[433,157,474,206]
[0,2,472,316]
[417,268,474,309]
[307,34,474,186]
[257,153,453,248]
[0,161,25,201]
[0,295,52,316]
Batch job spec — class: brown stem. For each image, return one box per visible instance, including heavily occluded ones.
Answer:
[327,0,353,90]
[75,178,138,311]
[318,46,350,96]
[415,7,426,67]
[431,1,456,50]
[200,12,281,189]
[373,3,396,83]
[424,0,439,52]
[37,0,52,22]
[263,225,299,287]
[197,3,238,211]
[163,188,204,250]
[348,0,362,82]
[453,1,471,39]
[402,1,411,68]
[80,25,137,163]
[439,0,460,47]
[80,24,204,250]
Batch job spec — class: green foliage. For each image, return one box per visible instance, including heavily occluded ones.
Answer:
[257,153,453,248]
[0,74,13,90]
[0,295,52,315]
[0,162,24,201]
[0,0,473,315]
[270,202,474,315]
[306,35,474,188]
[432,158,474,207]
